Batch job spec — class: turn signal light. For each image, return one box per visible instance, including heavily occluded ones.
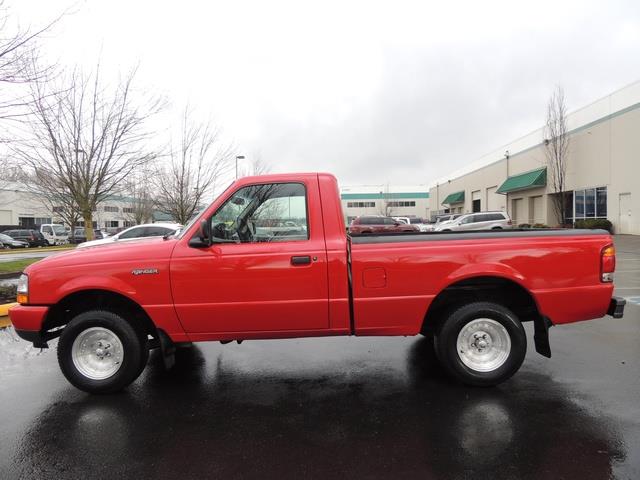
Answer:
[601,245,616,282]
[17,293,28,304]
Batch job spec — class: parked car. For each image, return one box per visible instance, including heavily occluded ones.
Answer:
[76,223,181,249]
[393,217,430,232]
[70,228,110,244]
[9,172,624,394]
[39,224,69,246]
[0,233,28,249]
[1,229,48,247]
[434,211,513,232]
[349,216,420,234]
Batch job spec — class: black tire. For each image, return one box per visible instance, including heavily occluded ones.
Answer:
[434,302,526,386]
[57,310,149,394]
[491,226,502,230]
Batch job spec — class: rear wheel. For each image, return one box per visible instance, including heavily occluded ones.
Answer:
[57,310,149,394]
[434,302,526,386]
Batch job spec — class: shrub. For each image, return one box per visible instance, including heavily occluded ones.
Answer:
[574,218,613,233]
[517,223,531,229]
[0,284,16,303]
[532,223,549,228]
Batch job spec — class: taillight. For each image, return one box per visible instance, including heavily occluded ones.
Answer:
[601,244,616,282]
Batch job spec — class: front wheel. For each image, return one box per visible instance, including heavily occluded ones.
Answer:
[434,302,526,386]
[57,310,149,394]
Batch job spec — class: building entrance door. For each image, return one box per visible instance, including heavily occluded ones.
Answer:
[618,193,632,234]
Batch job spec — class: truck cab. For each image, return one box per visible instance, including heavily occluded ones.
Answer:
[39,223,69,246]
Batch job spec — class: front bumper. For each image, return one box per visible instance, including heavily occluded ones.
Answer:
[8,305,52,347]
[607,296,626,319]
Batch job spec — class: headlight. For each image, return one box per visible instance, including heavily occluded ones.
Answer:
[16,273,28,304]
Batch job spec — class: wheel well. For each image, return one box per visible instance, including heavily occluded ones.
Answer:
[44,289,157,338]
[422,276,540,335]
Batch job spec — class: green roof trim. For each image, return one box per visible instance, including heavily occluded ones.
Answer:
[442,191,465,205]
[341,192,429,200]
[496,167,547,194]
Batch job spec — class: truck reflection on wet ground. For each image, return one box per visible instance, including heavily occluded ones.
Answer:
[8,337,626,480]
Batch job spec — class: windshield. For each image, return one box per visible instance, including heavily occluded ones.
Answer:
[0,233,11,241]
[53,225,67,235]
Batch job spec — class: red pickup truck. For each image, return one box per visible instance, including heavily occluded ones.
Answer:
[10,173,625,393]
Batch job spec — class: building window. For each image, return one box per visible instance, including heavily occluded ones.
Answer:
[20,217,53,226]
[104,206,119,213]
[123,220,136,227]
[472,199,481,212]
[123,207,135,214]
[572,187,607,220]
[105,220,119,228]
[596,187,607,217]
[387,201,416,208]
[347,201,376,208]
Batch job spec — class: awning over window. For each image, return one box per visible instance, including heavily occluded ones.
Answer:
[442,191,465,204]
[496,167,547,194]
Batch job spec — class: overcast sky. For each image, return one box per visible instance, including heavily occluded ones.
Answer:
[11,0,640,187]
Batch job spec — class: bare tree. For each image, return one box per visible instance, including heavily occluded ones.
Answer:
[15,65,163,240]
[544,86,570,226]
[239,154,270,177]
[0,1,64,122]
[154,107,234,225]
[0,1,65,186]
[123,172,155,225]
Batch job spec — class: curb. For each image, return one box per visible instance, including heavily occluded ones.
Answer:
[0,246,75,256]
[0,302,15,328]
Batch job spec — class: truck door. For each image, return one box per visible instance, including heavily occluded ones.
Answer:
[170,180,329,335]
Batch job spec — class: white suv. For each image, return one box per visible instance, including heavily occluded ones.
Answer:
[434,211,512,231]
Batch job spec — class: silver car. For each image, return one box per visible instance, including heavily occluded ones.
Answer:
[434,211,512,231]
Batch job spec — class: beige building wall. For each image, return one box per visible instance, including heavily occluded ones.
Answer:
[428,81,640,234]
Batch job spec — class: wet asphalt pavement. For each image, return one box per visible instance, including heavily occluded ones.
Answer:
[0,238,639,479]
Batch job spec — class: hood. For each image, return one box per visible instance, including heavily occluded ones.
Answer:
[24,236,178,274]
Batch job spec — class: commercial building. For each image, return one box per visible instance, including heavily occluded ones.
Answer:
[340,185,430,225]
[0,181,167,231]
[429,80,640,234]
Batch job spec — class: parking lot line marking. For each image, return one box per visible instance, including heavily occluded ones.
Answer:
[623,296,640,305]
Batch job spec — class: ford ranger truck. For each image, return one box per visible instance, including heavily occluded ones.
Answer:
[9,173,625,393]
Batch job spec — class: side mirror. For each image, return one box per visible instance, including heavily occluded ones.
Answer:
[189,219,212,248]
[200,219,211,243]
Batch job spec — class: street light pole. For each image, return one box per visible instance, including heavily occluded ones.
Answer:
[235,155,245,180]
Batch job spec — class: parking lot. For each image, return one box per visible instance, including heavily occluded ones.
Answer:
[0,236,638,479]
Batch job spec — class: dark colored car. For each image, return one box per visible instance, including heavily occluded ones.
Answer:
[1,229,46,247]
[0,233,28,249]
[349,215,420,235]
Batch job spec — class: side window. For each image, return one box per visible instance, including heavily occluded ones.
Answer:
[384,217,396,225]
[119,227,143,239]
[42,226,52,234]
[210,183,309,243]
[460,215,474,224]
[144,226,172,237]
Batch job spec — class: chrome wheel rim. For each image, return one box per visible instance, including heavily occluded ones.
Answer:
[456,318,511,372]
[71,327,124,380]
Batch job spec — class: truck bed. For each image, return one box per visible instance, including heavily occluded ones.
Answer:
[349,228,611,244]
